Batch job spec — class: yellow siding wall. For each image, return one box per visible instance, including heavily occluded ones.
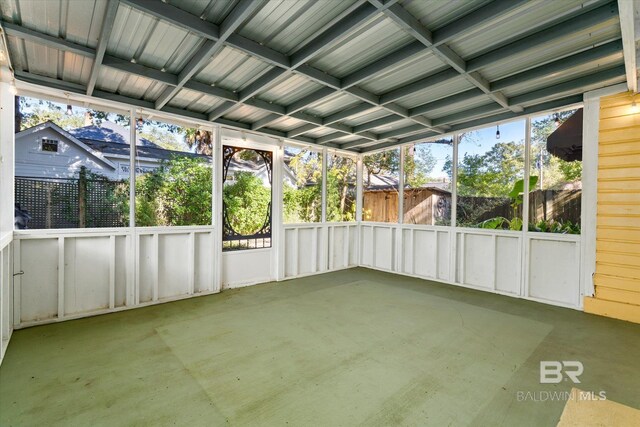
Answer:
[584,91,640,323]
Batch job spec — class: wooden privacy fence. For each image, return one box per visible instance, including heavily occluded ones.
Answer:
[15,170,127,229]
[364,188,581,225]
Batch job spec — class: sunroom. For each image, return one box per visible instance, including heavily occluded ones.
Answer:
[0,0,639,425]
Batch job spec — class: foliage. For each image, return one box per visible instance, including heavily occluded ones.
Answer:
[283,149,322,223]
[530,219,580,234]
[223,171,271,234]
[326,155,356,222]
[134,156,212,226]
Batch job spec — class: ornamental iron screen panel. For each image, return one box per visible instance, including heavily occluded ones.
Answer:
[222,145,272,251]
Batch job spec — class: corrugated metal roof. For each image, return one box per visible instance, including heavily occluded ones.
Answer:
[168,0,239,26]
[195,45,272,91]
[238,0,359,55]
[342,108,391,127]
[1,0,627,153]
[358,51,446,95]
[400,0,492,31]
[395,76,476,109]
[258,73,321,105]
[310,16,415,78]
[109,4,205,74]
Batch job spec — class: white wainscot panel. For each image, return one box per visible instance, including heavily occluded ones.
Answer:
[373,226,395,271]
[329,225,353,270]
[528,237,580,307]
[457,232,494,289]
[360,225,373,267]
[437,231,450,281]
[64,236,111,315]
[495,235,521,295]
[223,249,273,289]
[18,238,59,322]
[137,234,155,303]
[194,232,214,293]
[158,233,191,299]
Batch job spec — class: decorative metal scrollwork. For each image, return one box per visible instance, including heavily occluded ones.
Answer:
[221,145,272,247]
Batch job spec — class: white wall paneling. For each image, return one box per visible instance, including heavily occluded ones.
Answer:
[12,227,218,328]
[360,222,582,309]
[283,223,358,279]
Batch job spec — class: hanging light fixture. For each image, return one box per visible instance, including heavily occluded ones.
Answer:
[136,117,144,126]
[554,113,560,127]
[495,125,500,140]
[65,93,73,115]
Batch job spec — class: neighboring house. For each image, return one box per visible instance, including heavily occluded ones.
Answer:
[15,121,207,180]
[15,121,282,186]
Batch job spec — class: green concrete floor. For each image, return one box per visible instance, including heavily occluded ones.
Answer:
[1,268,639,426]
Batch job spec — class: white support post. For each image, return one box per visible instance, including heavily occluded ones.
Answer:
[57,237,65,319]
[109,235,115,309]
[322,148,328,223]
[522,117,532,297]
[356,154,363,222]
[272,139,284,281]
[581,94,601,301]
[356,154,363,266]
[449,134,459,283]
[396,147,405,272]
[212,125,223,292]
[127,109,136,306]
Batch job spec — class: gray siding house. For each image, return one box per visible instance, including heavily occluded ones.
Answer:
[15,121,205,180]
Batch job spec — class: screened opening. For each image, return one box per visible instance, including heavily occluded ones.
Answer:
[363,149,400,223]
[326,153,356,222]
[528,110,582,234]
[133,117,212,227]
[456,121,526,230]
[14,96,131,229]
[222,146,272,251]
[403,138,453,225]
[283,146,322,223]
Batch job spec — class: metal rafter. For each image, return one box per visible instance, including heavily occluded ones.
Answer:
[12,70,338,148]
[2,0,624,153]
[154,0,263,110]
[361,94,584,153]
[369,0,513,111]
[339,65,626,151]
[87,0,119,96]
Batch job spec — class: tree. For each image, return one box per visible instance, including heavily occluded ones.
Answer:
[223,172,271,234]
[134,156,212,226]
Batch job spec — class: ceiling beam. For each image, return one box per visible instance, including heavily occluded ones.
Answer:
[370,0,514,111]
[120,0,219,40]
[508,65,626,106]
[120,0,442,135]
[154,0,263,110]
[409,89,485,117]
[467,2,619,73]
[617,0,638,92]
[290,3,378,69]
[340,40,425,89]
[490,39,623,91]
[432,0,530,46]
[87,0,120,96]
[1,21,95,58]
[359,94,584,153]
[323,104,375,125]
[13,70,334,147]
